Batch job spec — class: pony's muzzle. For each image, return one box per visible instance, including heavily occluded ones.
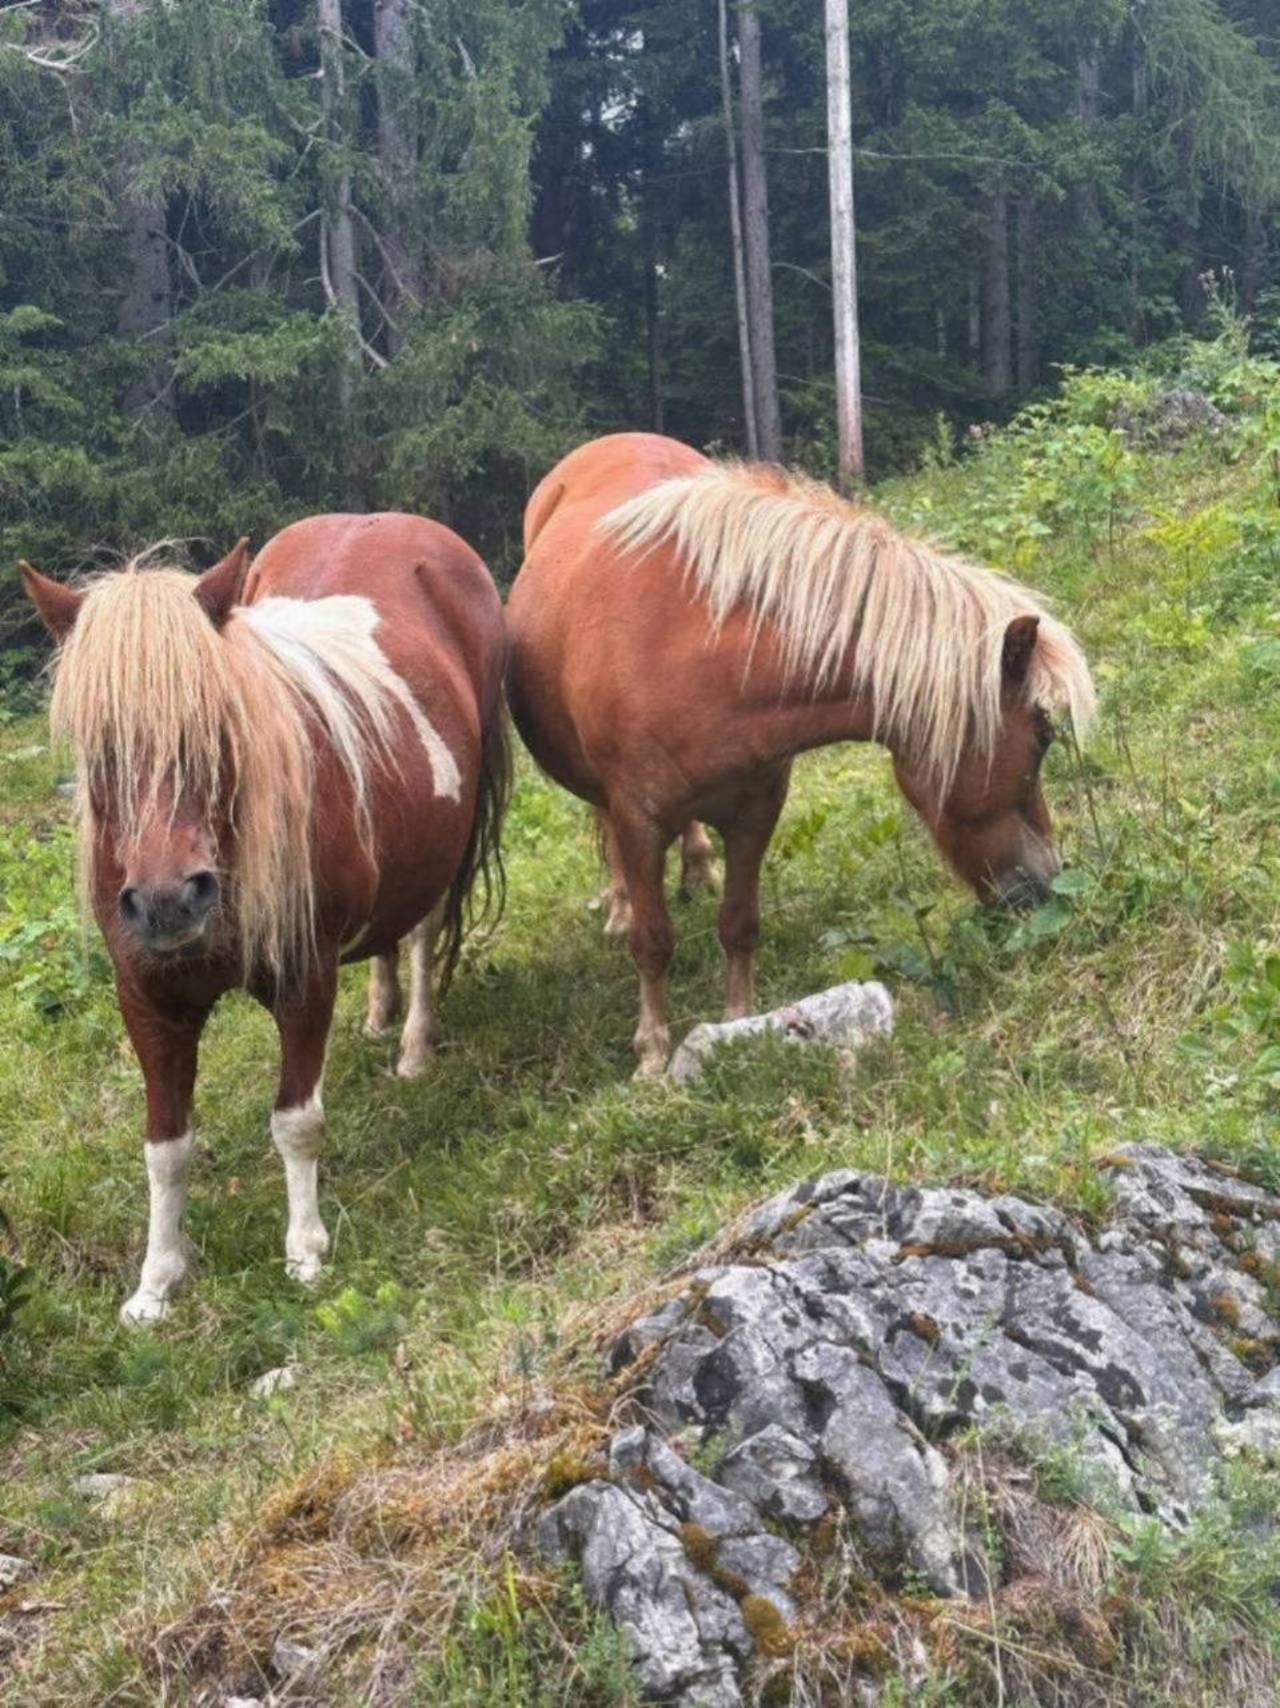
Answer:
[119,870,220,950]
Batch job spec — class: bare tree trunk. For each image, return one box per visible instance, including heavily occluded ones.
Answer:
[117,181,172,418]
[108,0,171,419]
[1074,50,1100,228]
[967,268,981,369]
[982,191,1011,398]
[719,0,757,457]
[736,0,782,461]
[643,177,663,432]
[318,0,361,496]
[824,0,863,487]
[374,0,423,354]
[1129,19,1147,339]
[1174,114,1202,325]
[1015,197,1037,395]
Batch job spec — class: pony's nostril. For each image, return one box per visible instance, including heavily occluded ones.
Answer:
[119,885,145,927]
[182,870,220,916]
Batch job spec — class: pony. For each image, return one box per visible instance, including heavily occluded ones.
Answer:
[506,432,1094,1077]
[21,513,508,1322]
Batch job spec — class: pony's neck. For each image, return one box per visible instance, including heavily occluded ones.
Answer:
[733,627,882,757]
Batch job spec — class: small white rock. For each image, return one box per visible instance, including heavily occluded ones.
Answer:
[667,979,894,1084]
[72,1472,137,1498]
[272,1634,321,1680]
[250,1364,305,1400]
[0,1553,34,1590]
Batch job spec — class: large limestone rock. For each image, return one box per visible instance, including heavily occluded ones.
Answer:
[539,1146,1280,1705]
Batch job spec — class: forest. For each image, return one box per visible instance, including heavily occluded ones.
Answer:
[1,0,1279,607]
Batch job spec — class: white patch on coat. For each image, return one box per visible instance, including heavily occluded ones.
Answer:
[270,1088,330,1283]
[120,1132,194,1326]
[244,594,462,803]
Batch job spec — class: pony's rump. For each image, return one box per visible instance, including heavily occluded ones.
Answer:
[600,461,1095,791]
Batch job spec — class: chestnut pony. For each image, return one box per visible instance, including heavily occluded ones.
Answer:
[22,514,508,1321]
[506,432,1094,1076]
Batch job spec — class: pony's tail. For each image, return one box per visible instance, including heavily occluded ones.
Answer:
[436,703,512,997]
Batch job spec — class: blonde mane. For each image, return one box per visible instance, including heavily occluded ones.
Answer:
[48,560,429,980]
[601,462,1095,790]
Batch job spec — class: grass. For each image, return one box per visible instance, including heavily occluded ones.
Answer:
[1,335,1279,1703]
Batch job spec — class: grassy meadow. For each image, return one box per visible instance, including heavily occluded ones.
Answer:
[2,327,1280,1704]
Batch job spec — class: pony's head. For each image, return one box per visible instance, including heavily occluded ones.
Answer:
[892,612,1082,910]
[21,544,265,965]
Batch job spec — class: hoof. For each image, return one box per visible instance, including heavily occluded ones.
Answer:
[120,1289,170,1326]
[395,1047,433,1081]
[632,1053,669,1081]
[286,1254,326,1286]
[604,905,633,939]
[679,859,722,899]
[363,1019,393,1041]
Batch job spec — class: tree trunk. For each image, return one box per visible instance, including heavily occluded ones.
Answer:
[967,268,981,369]
[117,181,172,418]
[982,192,1011,398]
[719,0,757,457]
[108,0,171,419]
[1241,202,1268,314]
[1074,50,1100,227]
[1128,24,1146,339]
[1173,113,1202,325]
[643,164,664,432]
[318,0,361,494]
[374,0,423,353]
[1015,197,1037,395]
[736,0,782,461]
[824,0,864,487]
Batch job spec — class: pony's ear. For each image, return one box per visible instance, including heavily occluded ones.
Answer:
[194,537,251,629]
[1002,614,1040,684]
[19,561,83,642]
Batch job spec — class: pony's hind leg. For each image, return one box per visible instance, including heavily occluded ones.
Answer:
[718,766,792,1021]
[678,821,720,898]
[595,807,633,938]
[364,947,401,1037]
[609,807,676,1077]
[117,993,210,1325]
[272,965,337,1284]
[396,905,443,1080]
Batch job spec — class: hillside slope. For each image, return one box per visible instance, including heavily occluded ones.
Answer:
[1,324,1279,1704]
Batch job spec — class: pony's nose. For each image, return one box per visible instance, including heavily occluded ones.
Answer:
[118,871,220,943]
[988,865,1056,912]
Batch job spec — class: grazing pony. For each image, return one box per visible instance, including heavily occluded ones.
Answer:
[506,432,1094,1076]
[21,514,508,1321]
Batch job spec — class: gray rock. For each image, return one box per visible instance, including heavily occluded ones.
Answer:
[666,980,893,1084]
[1114,386,1228,445]
[542,1143,1280,1705]
[271,1634,321,1681]
[0,1553,34,1590]
[250,1364,305,1399]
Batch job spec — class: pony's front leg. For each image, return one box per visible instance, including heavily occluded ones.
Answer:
[272,965,337,1284]
[118,990,209,1326]
[396,904,443,1080]
[718,770,791,1021]
[610,809,676,1078]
